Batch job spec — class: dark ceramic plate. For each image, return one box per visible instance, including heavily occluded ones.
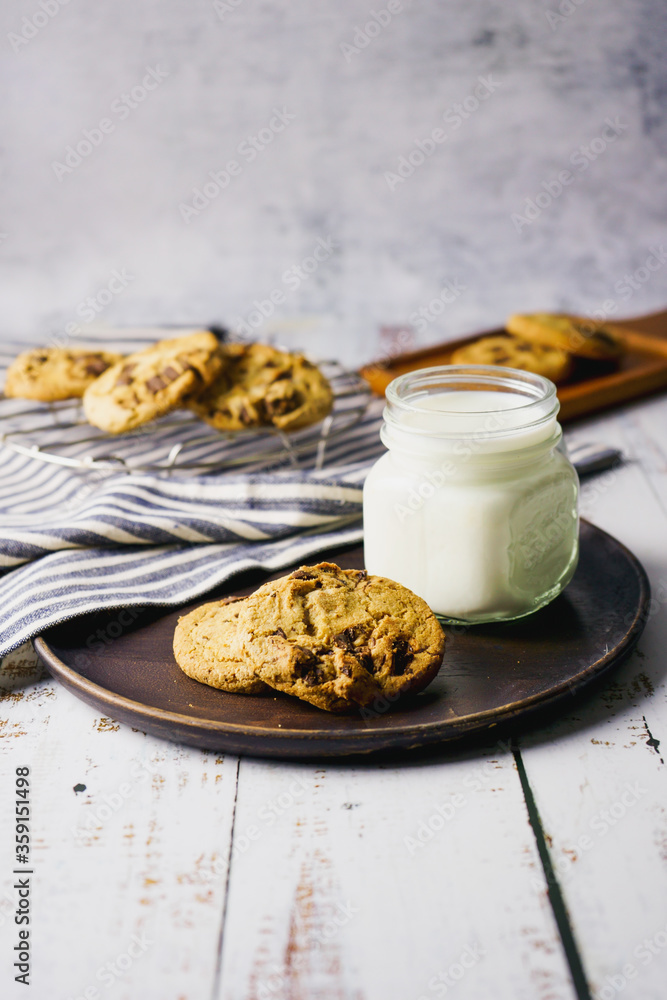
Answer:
[34,520,650,759]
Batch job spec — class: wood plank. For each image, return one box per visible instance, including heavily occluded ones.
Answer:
[217,752,577,1000]
[615,308,667,340]
[518,402,667,1000]
[0,647,238,1000]
[613,394,667,519]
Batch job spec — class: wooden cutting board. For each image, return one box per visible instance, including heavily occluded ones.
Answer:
[360,308,667,421]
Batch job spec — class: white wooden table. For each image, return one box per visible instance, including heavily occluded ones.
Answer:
[1,394,666,1000]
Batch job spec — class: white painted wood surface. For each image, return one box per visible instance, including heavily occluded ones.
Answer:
[1,395,667,1000]
[520,405,667,1000]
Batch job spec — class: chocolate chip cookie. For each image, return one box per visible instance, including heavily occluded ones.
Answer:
[83,331,223,433]
[189,342,334,432]
[174,597,269,695]
[4,347,124,402]
[506,313,624,360]
[451,334,572,383]
[173,562,445,713]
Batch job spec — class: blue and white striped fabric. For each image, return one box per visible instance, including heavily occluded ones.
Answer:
[0,330,385,657]
[0,330,620,658]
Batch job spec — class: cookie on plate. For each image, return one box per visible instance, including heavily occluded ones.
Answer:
[83,331,223,433]
[506,313,624,360]
[450,334,572,384]
[4,347,124,401]
[190,342,334,432]
[174,562,445,713]
[174,597,269,695]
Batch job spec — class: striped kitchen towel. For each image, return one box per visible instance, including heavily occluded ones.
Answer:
[0,330,386,656]
[0,330,621,657]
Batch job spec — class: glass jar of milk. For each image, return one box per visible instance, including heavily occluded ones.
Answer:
[363,366,579,623]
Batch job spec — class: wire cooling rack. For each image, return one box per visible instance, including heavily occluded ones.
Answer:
[0,360,373,475]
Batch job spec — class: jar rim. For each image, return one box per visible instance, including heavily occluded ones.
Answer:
[384,364,560,440]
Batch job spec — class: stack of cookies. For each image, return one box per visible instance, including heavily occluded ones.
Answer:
[3,332,334,435]
[173,562,446,713]
[451,312,626,384]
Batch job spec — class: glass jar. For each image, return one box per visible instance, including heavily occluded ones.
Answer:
[363,365,579,623]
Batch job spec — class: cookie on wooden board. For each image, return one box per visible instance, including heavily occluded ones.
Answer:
[190,342,334,432]
[174,562,445,713]
[451,334,572,383]
[506,313,625,360]
[4,347,124,401]
[83,331,223,433]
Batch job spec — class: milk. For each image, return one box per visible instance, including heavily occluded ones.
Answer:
[363,374,579,623]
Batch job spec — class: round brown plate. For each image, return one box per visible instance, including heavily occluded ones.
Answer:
[34,520,650,759]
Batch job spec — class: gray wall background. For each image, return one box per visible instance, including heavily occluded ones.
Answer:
[1,0,666,365]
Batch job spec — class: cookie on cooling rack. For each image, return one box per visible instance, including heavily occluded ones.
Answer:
[4,347,124,402]
[506,313,625,361]
[83,331,223,434]
[189,342,334,432]
[174,563,445,714]
[450,335,572,384]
